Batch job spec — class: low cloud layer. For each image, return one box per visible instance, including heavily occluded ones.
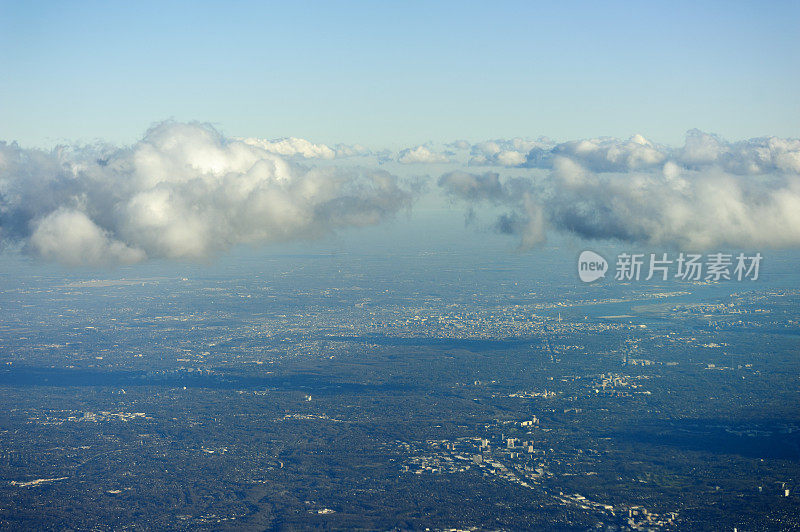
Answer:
[457,131,800,175]
[440,143,800,250]
[3,125,799,266]
[0,122,411,266]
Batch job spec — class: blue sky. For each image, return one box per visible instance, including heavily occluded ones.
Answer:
[2,1,798,148]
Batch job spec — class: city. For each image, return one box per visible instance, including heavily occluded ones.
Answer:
[1,250,798,530]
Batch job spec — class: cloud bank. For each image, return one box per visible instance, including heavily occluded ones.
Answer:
[3,125,800,266]
[439,131,800,250]
[0,122,411,266]
[456,131,800,175]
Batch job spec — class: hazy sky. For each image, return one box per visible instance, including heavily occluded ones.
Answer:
[2,1,799,148]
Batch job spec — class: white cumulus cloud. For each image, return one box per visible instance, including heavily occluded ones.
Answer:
[439,132,800,251]
[397,145,451,164]
[0,122,411,266]
[468,138,552,167]
[238,136,371,160]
